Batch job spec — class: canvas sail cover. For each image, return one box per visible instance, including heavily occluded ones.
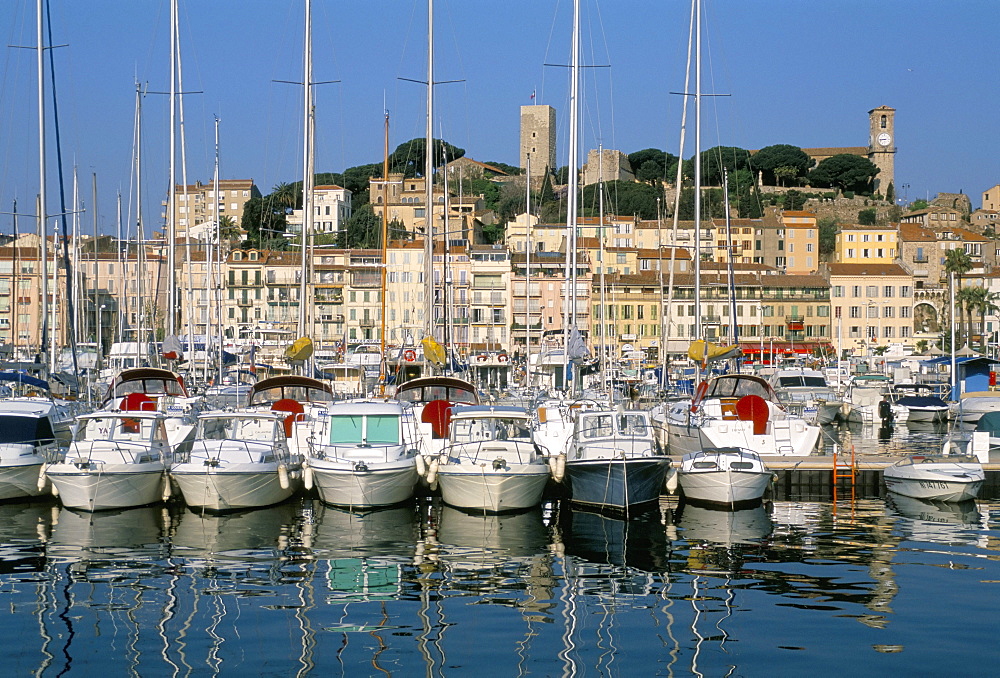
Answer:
[421,336,447,367]
[687,340,741,364]
[162,335,184,361]
[284,336,314,362]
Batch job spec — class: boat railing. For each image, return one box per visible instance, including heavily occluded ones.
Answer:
[70,440,164,465]
[308,439,414,464]
[180,439,280,465]
[440,439,538,465]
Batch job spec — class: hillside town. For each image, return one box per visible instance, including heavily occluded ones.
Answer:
[2,104,996,375]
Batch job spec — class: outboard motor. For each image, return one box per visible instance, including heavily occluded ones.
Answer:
[878,397,894,425]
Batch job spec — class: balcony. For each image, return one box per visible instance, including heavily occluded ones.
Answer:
[314,294,343,304]
[785,315,805,332]
[703,315,722,324]
[360,319,376,328]
[912,256,928,263]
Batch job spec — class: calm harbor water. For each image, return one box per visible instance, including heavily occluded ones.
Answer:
[2,423,998,677]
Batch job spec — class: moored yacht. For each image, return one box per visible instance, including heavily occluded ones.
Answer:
[882,454,984,502]
[767,368,847,425]
[677,446,773,508]
[304,399,420,509]
[171,410,301,511]
[47,411,172,511]
[0,399,62,500]
[435,405,550,512]
[564,408,670,513]
[665,374,820,457]
[889,384,949,424]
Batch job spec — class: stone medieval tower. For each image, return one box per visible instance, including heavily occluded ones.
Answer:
[867,105,896,195]
[520,105,556,178]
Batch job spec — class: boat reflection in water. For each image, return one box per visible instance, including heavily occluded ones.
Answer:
[0,501,56,574]
[886,494,984,545]
[170,501,299,562]
[557,503,670,571]
[434,504,549,569]
[677,502,774,548]
[48,505,168,566]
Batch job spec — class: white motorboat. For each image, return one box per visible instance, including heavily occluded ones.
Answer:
[394,375,481,460]
[564,408,670,513]
[435,405,550,512]
[46,411,172,511]
[843,374,892,424]
[882,454,984,502]
[101,367,204,453]
[954,391,1000,425]
[305,400,420,509]
[171,411,301,511]
[245,375,335,457]
[889,384,949,423]
[767,369,847,425]
[677,446,773,507]
[664,374,820,457]
[0,399,63,500]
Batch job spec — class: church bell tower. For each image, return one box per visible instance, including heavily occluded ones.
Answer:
[867,106,896,196]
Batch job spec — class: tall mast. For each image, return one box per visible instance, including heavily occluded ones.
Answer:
[298,0,315,351]
[423,0,435,340]
[379,110,390,396]
[562,0,580,393]
[523,153,532,386]
[167,0,177,337]
[598,147,607,384]
[213,116,223,385]
[693,0,702,342]
[36,0,49,368]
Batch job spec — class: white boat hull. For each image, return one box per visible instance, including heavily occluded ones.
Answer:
[883,460,984,502]
[666,419,819,457]
[310,458,418,508]
[0,459,48,500]
[46,463,167,511]
[437,464,550,512]
[680,468,773,506]
[171,464,300,511]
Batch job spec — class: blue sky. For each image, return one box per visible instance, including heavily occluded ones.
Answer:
[0,0,997,236]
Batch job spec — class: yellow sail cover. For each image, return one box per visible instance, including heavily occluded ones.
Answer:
[421,336,447,367]
[687,340,741,364]
[284,336,314,362]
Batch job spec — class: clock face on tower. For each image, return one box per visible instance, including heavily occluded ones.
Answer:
[876,132,891,147]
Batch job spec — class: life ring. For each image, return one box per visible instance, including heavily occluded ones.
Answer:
[690,380,709,413]
[497,354,509,363]
[476,354,488,363]
[403,349,417,363]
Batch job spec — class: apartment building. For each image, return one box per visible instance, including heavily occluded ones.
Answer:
[826,263,914,355]
[834,224,897,264]
[166,179,260,238]
[286,185,352,236]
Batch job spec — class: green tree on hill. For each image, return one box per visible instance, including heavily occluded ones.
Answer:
[808,154,879,194]
[750,144,813,186]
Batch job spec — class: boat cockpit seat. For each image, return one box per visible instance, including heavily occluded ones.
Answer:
[120,392,157,412]
[719,397,739,420]
[272,399,305,439]
[422,400,453,439]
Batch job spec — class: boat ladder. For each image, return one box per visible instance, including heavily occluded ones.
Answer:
[831,442,857,506]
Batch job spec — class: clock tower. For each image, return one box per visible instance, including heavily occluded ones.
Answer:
[867,105,895,196]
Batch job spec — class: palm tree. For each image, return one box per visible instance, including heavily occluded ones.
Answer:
[956,286,978,350]
[965,286,999,351]
[944,247,974,345]
[271,182,298,212]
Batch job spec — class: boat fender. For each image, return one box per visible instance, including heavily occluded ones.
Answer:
[426,456,439,489]
[50,481,59,497]
[549,453,566,483]
[665,468,679,495]
[278,463,290,490]
[416,453,427,477]
[303,461,313,490]
[161,474,172,502]
[37,464,49,492]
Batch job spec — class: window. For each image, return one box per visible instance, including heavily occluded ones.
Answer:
[901,286,912,298]
[884,306,894,318]
[883,286,894,297]
[901,326,910,338]
[863,249,871,258]
[850,306,861,318]
[788,243,795,253]
[867,306,878,319]
[833,285,844,297]
[900,306,911,318]
[847,249,856,258]
[851,286,862,297]
[866,286,879,297]
[884,326,894,338]
[847,234,856,242]
[806,243,814,253]
[863,234,871,243]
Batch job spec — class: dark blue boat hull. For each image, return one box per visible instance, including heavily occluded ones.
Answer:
[564,457,671,511]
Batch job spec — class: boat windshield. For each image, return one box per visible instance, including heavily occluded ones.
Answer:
[452,416,531,443]
[578,413,648,439]
[198,417,279,442]
[76,416,166,443]
[0,415,55,445]
[328,414,400,445]
[112,378,186,398]
[707,377,773,400]
[777,376,827,388]
[397,384,479,405]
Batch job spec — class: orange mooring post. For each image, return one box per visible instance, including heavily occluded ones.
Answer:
[832,442,857,507]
